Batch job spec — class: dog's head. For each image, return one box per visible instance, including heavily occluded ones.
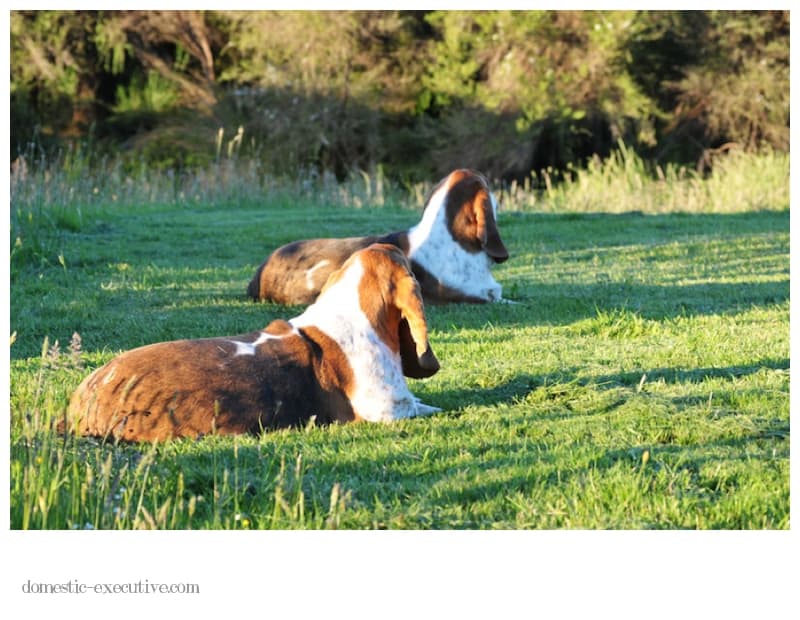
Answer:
[321,243,440,379]
[432,169,509,263]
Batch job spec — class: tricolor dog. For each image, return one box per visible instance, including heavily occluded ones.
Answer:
[66,244,440,442]
[247,169,510,305]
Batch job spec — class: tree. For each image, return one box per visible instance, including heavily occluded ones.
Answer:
[417,11,658,179]
[625,10,789,164]
[217,10,427,177]
[10,10,790,180]
[11,11,104,148]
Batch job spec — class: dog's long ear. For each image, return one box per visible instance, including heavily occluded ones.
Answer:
[474,191,509,263]
[394,273,440,379]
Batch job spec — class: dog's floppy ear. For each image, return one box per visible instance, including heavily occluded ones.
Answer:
[474,191,509,263]
[394,272,440,379]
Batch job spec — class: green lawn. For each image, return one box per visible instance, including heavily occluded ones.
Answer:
[9,187,789,529]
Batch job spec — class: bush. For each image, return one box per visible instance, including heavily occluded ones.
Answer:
[10,10,789,181]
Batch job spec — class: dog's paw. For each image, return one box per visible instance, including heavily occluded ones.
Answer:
[412,398,441,417]
[484,284,503,302]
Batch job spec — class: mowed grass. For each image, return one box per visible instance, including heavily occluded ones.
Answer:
[9,166,789,529]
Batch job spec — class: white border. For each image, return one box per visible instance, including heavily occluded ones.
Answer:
[3,6,796,619]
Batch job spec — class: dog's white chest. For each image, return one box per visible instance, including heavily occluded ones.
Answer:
[407,189,502,301]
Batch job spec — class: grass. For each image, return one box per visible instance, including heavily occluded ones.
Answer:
[502,144,790,214]
[9,149,789,529]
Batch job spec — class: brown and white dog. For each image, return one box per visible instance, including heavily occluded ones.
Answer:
[247,169,510,305]
[66,244,440,442]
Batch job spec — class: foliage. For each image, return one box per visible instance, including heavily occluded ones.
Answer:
[11,11,101,149]
[626,11,789,162]
[10,10,790,181]
[215,11,428,178]
[112,72,179,115]
[673,11,790,155]
[419,11,658,177]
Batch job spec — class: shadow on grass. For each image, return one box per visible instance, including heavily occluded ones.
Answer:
[429,358,789,414]
[429,278,789,333]
[500,208,788,234]
[11,208,789,359]
[416,426,789,528]
[12,272,787,361]
[592,358,790,388]
[596,429,790,474]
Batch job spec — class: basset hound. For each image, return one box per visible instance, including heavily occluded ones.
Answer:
[66,244,441,442]
[247,169,510,305]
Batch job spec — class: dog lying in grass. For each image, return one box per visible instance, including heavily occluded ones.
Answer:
[65,244,440,442]
[247,169,510,305]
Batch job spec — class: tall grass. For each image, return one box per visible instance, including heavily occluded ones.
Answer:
[11,142,789,222]
[11,143,788,276]
[500,143,789,213]
[11,141,403,217]
[10,142,404,276]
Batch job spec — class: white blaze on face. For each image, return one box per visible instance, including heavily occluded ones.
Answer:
[289,255,427,421]
[305,259,331,291]
[407,179,503,302]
